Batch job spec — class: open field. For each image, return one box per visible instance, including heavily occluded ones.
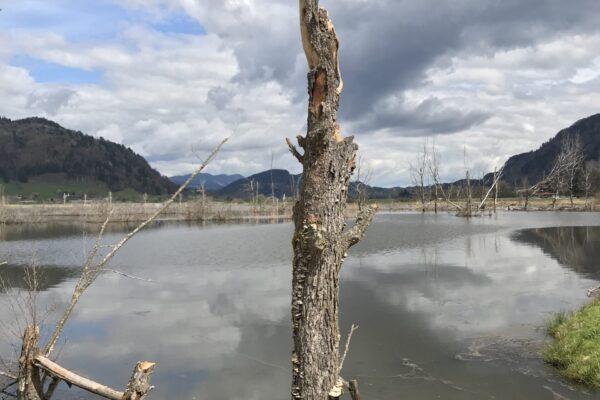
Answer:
[0,200,294,224]
[0,196,597,224]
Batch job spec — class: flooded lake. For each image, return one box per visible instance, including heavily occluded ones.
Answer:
[1,212,600,399]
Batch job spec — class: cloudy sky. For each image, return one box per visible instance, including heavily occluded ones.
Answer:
[1,0,599,186]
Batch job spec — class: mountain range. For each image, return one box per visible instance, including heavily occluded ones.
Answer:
[2,113,599,201]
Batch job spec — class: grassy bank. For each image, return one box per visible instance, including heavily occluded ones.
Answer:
[545,298,600,387]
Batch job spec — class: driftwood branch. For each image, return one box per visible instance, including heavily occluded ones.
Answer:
[34,356,124,400]
[34,356,155,400]
[344,205,378,249]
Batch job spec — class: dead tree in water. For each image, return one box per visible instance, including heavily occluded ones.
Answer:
[410,142,428,213]
[429,144,439,214]
[522,134,585,209]
[286,1,377,398]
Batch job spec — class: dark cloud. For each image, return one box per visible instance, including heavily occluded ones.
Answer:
[329,0,600,124]
[356,96,490,136]
[199,0,600,133]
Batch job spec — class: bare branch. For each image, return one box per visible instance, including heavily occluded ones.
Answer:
[286,137,304,163]
[344,205,378,249]
[338,324,358,374]
[104,269,157,283]
[34,355,124,400]
[478,165,504,210]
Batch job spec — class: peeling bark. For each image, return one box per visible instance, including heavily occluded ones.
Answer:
[17,326,41,400]
[290,1,376,399]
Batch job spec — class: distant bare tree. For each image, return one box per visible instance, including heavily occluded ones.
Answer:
[428,141,440,213]
[476,165,504,212]
[354,155,372,209]
[410,142,428,213]
[562,135,585,207]
[524,134,586,209]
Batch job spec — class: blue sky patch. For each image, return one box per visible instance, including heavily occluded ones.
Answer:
[11,54,102,84]
[152,10,206,35]
[0,0,133,42]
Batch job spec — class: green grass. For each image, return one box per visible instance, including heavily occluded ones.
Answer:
[544,298,600,387]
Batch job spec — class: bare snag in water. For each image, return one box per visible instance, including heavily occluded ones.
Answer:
[289,1,376,399]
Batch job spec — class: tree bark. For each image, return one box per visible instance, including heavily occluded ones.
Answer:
[17,326,42,400]
[290,1,376,399]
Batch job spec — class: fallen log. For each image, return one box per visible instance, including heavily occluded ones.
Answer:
[34,356,155,400]
[34,356,122,400]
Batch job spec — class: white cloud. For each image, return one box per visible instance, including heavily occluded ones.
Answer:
[1,1,600,185]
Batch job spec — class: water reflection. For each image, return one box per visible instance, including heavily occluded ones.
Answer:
[0,263,75,292]
[0,213,599,399]
[513,226,600,278]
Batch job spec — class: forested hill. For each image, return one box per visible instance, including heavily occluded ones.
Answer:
[501,114,600,186]
[0,117,176,196]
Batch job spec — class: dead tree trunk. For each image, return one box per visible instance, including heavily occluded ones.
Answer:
[287,1,377,399]
[17,326,41,400]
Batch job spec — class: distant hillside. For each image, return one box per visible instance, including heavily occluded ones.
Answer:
[0,117,176,197]
[502,114,600,186]
[213,168,411,200]
[170,172,244,191]
[215,169,301,199]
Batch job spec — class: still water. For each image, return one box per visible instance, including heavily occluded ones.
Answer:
[1,212,600,399]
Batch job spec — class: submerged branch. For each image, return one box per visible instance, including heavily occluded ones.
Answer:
[0,369,16,380]
[43,138,227,357]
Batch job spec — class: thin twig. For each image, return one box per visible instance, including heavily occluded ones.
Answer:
[104,269,157,283]
[339,324,358,373]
